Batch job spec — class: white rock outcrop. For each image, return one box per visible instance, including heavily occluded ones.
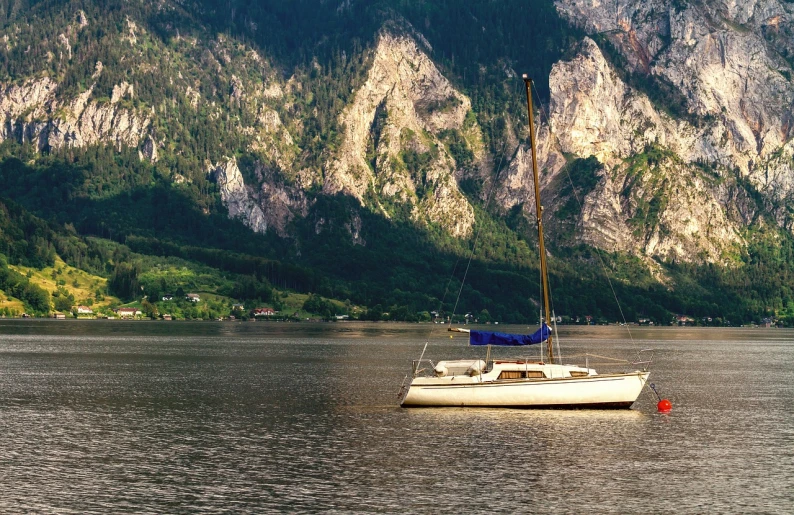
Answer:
[530,36,745,263]
[324,30,476,237]
[0,76,149,151]
[555,0,794,216]
[211,158,309,237]
[212,158,269,233]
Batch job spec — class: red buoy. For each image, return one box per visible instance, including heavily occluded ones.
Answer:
[657,399,672,413]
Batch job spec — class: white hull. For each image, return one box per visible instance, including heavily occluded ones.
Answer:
[401,361,649,408]
[401,80,653,410]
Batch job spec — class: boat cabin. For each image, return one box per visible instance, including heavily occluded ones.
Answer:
[424,359,596,384]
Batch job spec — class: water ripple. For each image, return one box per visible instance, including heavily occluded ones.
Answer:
[1,323,792,513]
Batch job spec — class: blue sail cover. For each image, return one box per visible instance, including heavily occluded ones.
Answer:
[469,324,551,346]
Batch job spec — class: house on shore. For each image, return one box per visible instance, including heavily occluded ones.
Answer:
[186,293,200,302]
[253,307,276,317]
[116,307,142,319]
[75,306,94,316]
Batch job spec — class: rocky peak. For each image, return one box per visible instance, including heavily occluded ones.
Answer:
[323,28,476,237]
[554,0,794,218]
[530,36,745,263]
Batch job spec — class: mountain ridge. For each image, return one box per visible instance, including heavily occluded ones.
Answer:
[1,0,794,325]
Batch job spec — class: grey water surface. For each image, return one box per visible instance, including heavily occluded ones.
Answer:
[0,320,792,513]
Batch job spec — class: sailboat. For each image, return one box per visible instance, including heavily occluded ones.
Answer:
[399,75,650,409]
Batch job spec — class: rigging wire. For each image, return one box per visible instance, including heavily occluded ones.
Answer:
[448,79,524,327]
[529,80,641,362]
[417,79,524,361]
[421,256,462,344]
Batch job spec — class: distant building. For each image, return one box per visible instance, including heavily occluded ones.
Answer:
[75,306,93,315]
[232,303,245,311]
[335,314,349,320]
[253,307,275,317]
[186,293,200,302]
[162,314,172,321]
[116,307,141,318]
[52,313,66,319]
[162,294,174,301]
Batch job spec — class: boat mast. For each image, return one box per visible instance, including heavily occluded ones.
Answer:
[523,75,554,364]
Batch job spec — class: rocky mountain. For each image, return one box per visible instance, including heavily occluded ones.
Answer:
[324,28,477,238]
[481,0,794,268]
[544,36,746,264]
[2,0,794,322]
[554,0,794,225]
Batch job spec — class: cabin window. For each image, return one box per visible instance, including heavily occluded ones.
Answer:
[499,371,523,379]
[498,370,546,379]
[569,371,589,377]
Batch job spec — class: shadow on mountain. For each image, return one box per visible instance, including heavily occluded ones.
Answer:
[0,149,769,325]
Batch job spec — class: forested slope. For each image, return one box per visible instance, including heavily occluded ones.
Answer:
[1,0,793,325]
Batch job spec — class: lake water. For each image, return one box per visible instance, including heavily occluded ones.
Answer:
[0,320,792,513]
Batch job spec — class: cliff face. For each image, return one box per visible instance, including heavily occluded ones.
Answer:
[211,158,309,237]
[0,76,150,153]
[554,0,794,227]
[543,37,745,263]
[324,30,477,238]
